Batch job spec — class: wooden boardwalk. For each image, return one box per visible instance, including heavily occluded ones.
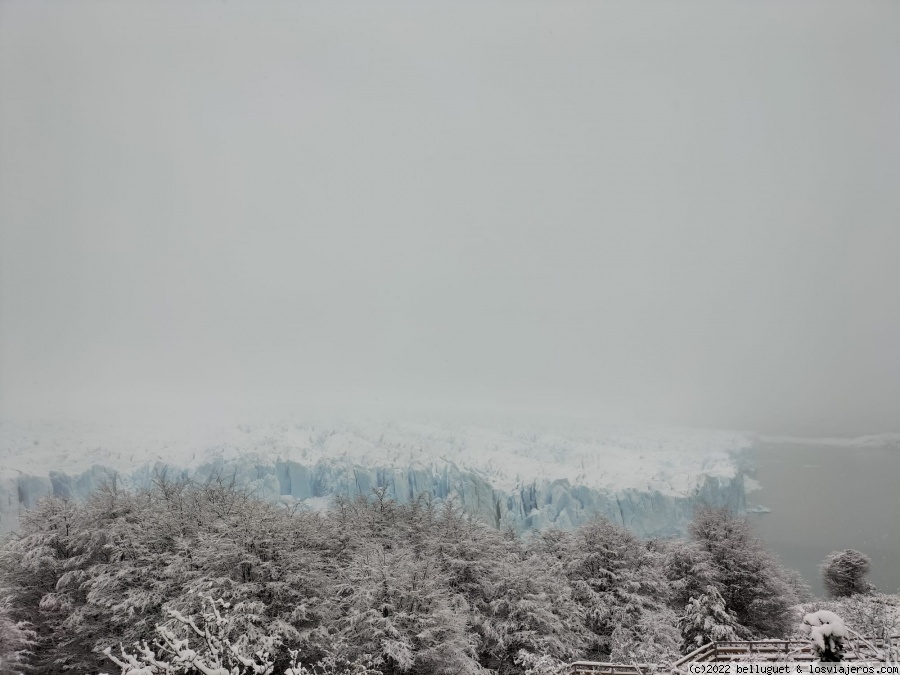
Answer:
[568,635,900,675]
[673,635,899,666]
[570,663,653,675]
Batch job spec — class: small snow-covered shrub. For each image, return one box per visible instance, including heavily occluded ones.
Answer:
[800,610,847,662]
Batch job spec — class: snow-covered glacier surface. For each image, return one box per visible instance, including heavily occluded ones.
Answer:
[0,416,754,537]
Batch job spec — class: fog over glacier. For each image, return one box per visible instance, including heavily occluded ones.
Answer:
[2,12,900,666]
[2,1,900,439]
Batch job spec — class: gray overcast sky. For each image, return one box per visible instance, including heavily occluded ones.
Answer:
[1,1,899,435]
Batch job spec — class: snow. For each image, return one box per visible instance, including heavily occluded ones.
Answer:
[0,415,756,538]
[0,415,752,497]
[800,610,848,652]
[743,476,762,492]
[298,496,332,512]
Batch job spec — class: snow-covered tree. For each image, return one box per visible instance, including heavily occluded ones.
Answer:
[102,594,380,675]
[282,649,380,675]
[539,518,675,659]
[689,505,797,638]
[512,651,567,675]
[103,593,280,675]
[421,510,586,673]
[782,568,814,604]
[820,550,872,599]
[800,610,847,662]
[2,477,823,673]
[837,592,899,641]
[0,475,343,673]
[609,606,680,664]
[657,538,718,611]
[677,585,740,654]
[478,547,587,673]
[327,494,588,674]
[0,495,104,672]
[329,542,481,675]
[0,599,36,675]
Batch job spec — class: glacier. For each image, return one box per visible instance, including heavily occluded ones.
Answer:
[0,416,754,537]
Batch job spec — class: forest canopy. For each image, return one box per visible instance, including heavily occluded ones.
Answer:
[0,476,891,675]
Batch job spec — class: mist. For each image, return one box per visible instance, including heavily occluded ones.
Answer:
[2,1,899,436]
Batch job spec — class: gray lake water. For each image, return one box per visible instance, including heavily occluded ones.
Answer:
[746,441,900,597]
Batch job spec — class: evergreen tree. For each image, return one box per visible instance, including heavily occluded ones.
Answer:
[539,519,675,659]
[0,599,35,675]
[689,505,798,638]
[0,495,106,672]
[820,550,872,599]
[329,543,481,675]
[478,545,587,673]
[677,585,740,654]
[609,607,680,664]
[658,538,718,611]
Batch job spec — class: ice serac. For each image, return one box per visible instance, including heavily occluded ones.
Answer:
[1,457,748,538]
[0,418,754,537]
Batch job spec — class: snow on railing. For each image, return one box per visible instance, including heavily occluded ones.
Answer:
[570,661,654,675]
[669,634,900,667]
[569,634,900,675]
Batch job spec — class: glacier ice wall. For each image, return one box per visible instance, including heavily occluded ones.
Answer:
[0,418,754,537]
[1,456,747,537]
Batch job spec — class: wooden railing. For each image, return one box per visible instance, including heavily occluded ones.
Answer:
[570,634,900,675]
[673,640,814,666]
[674,635,899,666]
[570,663,653,675]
